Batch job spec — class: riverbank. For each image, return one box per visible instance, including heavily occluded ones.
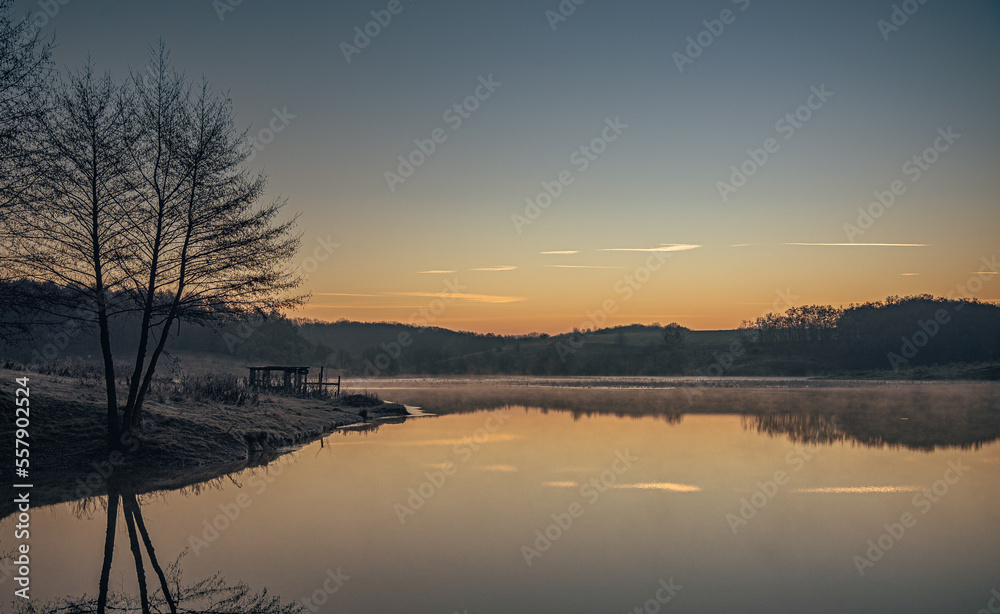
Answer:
[0,367,410,517]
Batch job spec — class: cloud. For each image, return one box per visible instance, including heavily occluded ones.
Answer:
[900,273,921,276]
[416,270,456,274]
[393,291,525,304]
[784,243,929,247]
[600,244,701,252]
[540,250,580,255]
[309,304,426,309]
[544,265,626,270]
[314,292,380,297]
[470,265,518,271]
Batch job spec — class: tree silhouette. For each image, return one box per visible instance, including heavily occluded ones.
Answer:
[2,43,303,451]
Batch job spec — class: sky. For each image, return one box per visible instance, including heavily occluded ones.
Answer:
[17,0,1000,333]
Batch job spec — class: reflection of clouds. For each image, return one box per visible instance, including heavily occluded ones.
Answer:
[611,482,701,493]
[478,464,518,472]
[470,265,517,271]
[541,481,701,492]
[793,486,923,494]
[387,434,523,446]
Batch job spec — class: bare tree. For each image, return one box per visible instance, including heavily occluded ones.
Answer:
[0,0,52,337]
[6,44,303,452]
[0,0,51,208]
[4,63,133,450]
[118,45,303,430]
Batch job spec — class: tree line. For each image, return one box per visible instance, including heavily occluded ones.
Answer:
[739,295,1000,371]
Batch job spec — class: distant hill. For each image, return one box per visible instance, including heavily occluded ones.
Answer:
[2,287,998,378]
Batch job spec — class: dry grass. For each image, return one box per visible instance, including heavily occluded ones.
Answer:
[0,366,407,517]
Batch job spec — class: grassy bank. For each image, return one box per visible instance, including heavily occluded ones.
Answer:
[0,367,408,518]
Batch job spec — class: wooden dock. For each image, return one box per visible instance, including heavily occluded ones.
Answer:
[247,366,340,396]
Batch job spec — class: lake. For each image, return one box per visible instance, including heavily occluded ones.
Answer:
[7,379,1000,613]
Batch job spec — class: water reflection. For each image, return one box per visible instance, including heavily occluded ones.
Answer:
[7,405,999,614]
[368,382,1000,450]
[21,480,299,614]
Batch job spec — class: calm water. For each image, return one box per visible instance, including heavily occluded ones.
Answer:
[7,382,1000,613]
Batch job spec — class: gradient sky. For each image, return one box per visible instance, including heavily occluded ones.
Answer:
[19,0,1000,333]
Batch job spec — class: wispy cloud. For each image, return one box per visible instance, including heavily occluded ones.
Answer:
[540,250,580,255]
[314,292,381,297]
[393,291,525,304]
[544,264,626,270]
[600,244,701,253]
[900,273,921,276]
[416,270,456,274]
[729,243,759,248]
[784,243,929,247]
[470,265,518,271]
[309,304,427,309]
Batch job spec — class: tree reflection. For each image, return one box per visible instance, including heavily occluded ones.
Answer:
[20,481,299,614]
[379,382,1000,450]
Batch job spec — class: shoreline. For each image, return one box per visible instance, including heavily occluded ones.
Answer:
[0,368,411,519]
